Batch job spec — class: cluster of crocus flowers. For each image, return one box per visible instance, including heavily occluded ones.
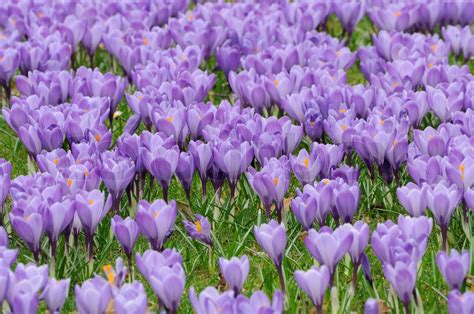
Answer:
[371,215,433,313]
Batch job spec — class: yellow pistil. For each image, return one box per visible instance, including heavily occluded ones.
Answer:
[273,177,279,186]
[84,170,89,177]
[103,265,114,286]
[195,220,202,233]
[303,158,309,168]
[107,272,115,286]
[137,94,144,101]
[341,123,347,131]
[153,210,160,219]
[428,63,433,69]
[322,179,330,185]
[274,79,280,86]
[53,158,59,165]
[459,164,465,181]
[88,199,94,205]
[392,82,399,88]
[392,139,398,146]
[339,108,347,113]
[67,178,73,188]
[393,11,401,17]
[431,44,437,52]
[36,12,44,18]
[188,14,193,21]
[143,38,149,45]
[95,134,101,141]
[166,117,173,123]
[379,119,385,126]
[309,121,315,127]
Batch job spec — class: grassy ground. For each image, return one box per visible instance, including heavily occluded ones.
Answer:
[0,15,471,313]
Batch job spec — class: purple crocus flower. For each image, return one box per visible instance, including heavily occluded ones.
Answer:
[113,281,148,314]
[0,159,11,215]
[383,261,417,313]
[186,102,215,140]
[290,148,323,186]
[0,246,18,268]
[216,46,241,74]
[254,220,286,293]
[189,287,236,313]
[304,225,353,286]
[9,207,44,262]
[75,276,112,314]
[7,263,48,313]
[183,214,212,246]
[219,255,250,295]
[397,183,427,217]
[335,182,360,223]
[246,156,291,222]
[213,141,254,199]
[340,221,370,289]
[189,140,213,198]
[423,182,462,250]
[142,142,179,202]
[73,189,112,260]
[176,152,195,203]
[148,263,186,313]
[98,151,135,212]
[291,192,317,231]
[42,278,70,313]
[436,249,470,290]
[236,290,284,314]
[136,199,177,251]
[111,216,139,261]
[294,265,330,313]
[44,198,74,258]
[0,48,20,100]
[448,290,474,313]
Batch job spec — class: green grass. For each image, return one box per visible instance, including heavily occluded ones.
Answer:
[0,16,472,314]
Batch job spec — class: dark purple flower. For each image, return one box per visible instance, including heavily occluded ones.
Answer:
[183,214,212,246]
[176,152,195,202]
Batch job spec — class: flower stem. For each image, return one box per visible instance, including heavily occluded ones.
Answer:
[276,263,285,294]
